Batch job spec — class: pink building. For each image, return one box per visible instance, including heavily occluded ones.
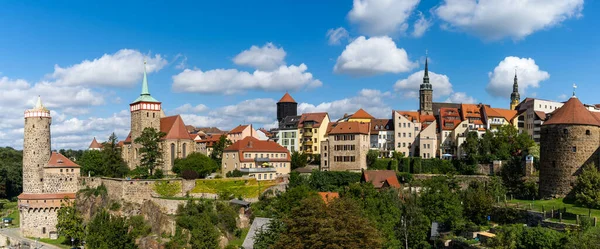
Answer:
[227,124,260,143]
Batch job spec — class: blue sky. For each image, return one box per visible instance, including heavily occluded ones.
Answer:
[0,0,597,149]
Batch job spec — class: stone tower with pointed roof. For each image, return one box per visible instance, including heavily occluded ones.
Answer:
[419,55,433,115]
[277,92,298,124]
[23,96,52,194]
[510,71,520,110]
[539,95,600,198]
[128,61,163,168]
[19,96,81,238]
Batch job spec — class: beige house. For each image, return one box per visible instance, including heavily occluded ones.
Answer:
[320,122,370,172]
[419,120,438,159]
[298,113,330,155]
[393,111,421,157]
[227,124,260,144]
[222,136,291,181]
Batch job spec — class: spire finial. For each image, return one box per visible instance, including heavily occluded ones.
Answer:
[424,50,429,78]
[141,59,150,95]
[573,83,577,97]
[35,95,43,109]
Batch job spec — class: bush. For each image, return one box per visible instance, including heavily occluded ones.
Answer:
[226,169,244,178]
[181,169,199,180]
[173,152,219,179]
[396,172,413,183]
[411,157,422,174]
[389,160,399,171]
[573,163,600,209]
[400,158,411,172]
[421,159,456,174]
[369,159,392,170]
[308,171,361,192]
[109,202,121,211]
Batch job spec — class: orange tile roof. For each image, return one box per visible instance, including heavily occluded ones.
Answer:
[544,97,600,126]
[535,111,547,121]
[258,128,273,137]
[328,122,370,135]
[88,137,103,149]
[420,115,435,122]
[473,120,484,125]
[325,122,337,135]
[229,125,249,134]
[361,170,401,189]
[298,113,328,128]
[493,108,518,122]
[396,111,420,122]
[123,131,132,144]
[161,115,193,140]
[318,192,339,205]
[189,133,198,140]
[117,141,124,147]
[461,104,482,119]
[198,134,222,147]
[371,119,393,132]
[224,137,291,162]
[46,152,80,168]
[185,125,196,133]
[18,193,76,200]
[278,92,297,103]
[351,108,374,119]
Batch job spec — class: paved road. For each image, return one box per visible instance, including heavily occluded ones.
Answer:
[0,228,62,249]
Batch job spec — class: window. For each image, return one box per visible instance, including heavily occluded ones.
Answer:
[182,143,187,158]
[586,130,591,135]
[258,174,261,180]
[409,133,411,138]
[403,142,406,147]
[403,133,406,137]
[563,129,568,134]
[572,146,577,152]
[60,169,63,173]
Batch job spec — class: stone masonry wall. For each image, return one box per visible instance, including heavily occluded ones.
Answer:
[540,124,600,198]
[23,117,52,194]
[43,170,79,193]
[79,177,186,204]
[20,207,59,238]
[127,109,161,169]
[161,139,195,174]
[327,134,369,172]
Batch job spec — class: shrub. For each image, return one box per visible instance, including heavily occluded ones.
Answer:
[396,172,413,183]
[400,158,411,172]
[411,157,422,174]
[109,202,121,211]
[369,159,391,170]
[226,169,244,178]
[181,169,199,180]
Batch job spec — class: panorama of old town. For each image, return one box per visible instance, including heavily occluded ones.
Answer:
[1,1,600,249]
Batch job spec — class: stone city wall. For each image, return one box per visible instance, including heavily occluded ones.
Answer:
[79,177,188,204]
[43,171,79,193]
[412,174,491,189]
[20,207,59,239]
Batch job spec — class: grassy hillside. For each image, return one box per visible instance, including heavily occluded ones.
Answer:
[191,178,278,198]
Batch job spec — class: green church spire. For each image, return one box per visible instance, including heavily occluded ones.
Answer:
[132,60,160,103]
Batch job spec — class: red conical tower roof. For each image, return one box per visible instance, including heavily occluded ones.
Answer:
[89,137,102,149]
[544,97,600,126]
[278,92,296,103]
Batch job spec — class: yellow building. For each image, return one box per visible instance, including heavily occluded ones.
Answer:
[347,108,374,123]
[298,113,330,155]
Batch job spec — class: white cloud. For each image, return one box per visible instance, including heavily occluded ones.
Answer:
[172,64,322,94]
[233,43,286,71]
[181,98,278,131]
[486,56,550,97]
[171,103,209,114]
[445,92,477,104]
[348,0,421,36]
[298,89,392,120]
[50,49,168,87]
[326,27,350,45]
[435,0,584,41]
[334,36,418,76]
[394,70,453,99]
[557,94,568,101]
[412,11,432,38]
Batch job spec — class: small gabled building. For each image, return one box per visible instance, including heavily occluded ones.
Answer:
[361,170,401,189]
[298,112,330,155]
[88,137,103,151]
[320,122,370,172]
[370,119,394,157]
[227,124,260,144]
[222,137,291,181]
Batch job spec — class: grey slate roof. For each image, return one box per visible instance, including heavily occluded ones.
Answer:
[242,218,272,249]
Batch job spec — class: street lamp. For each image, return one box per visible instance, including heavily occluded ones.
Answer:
[71,237,74,248]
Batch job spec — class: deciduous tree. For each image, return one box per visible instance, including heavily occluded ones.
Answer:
[210,135,232,166]
[134,127,166,177]
[56,200,85,245]
[573,163,600,209]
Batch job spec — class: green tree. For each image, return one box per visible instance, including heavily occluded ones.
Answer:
[461,131,480,164]
[56,200,85,245]
[86,210,136,249]
[565,226,600,249]
[367,150,379,167]
[210,135,232,166]
[290,151,308,170]
[419,176,464,231]
[0,147,23,199]
[398,194,431,249]
[462,182,494,225]
[169,200,226,249]
[254,220,286,249]
[134,127,166,176]
[486,224,566,249]
[78,150,104,177]
[173,152,218,178]
[573,163,600,209]
[101,133,129,177]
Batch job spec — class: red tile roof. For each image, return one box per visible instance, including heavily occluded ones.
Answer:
[224,137,291,162]
[318,192,339,205]
[351,108,374,119]
[298,113,328,128]
[46,152,80,168]
[371,119,393,132]
[258,128,273,137]
[117,141,124,147]
[229,125,249,134]
[461,104,483,119]
[544,97,600,126]
[197,127,226,134]
[396,111,420,122]
[328,122,370,135]
[361,170,401,189]
[123,131,132,144]
[18,193,76,200]
[278,92,297,103]
[88,137,103,149]
[161,115,194,140]
[535,111,547,121]
[189,133,198,140]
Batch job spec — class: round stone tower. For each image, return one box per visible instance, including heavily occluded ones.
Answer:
[23,96,52,194]
[539,96,600,198]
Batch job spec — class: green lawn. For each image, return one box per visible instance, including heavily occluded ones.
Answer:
[191,178,278,198]
[507,198,600,220]
[228,227,250,247]
[1,201,19,228]
[36,236,71,249]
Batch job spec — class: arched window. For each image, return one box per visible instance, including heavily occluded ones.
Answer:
[171,143,175,166]
[182,143,187,158]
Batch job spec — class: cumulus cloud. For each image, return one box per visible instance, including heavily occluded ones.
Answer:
[172,64,322,94]
[326,27,350,45]
[233,43,286,70]
[412,11,432,38]
[50,49,168,87]
[486,56,550,97]
[445,92,477,104]
[435,0,584,41]
[298,89,392,120]
[334,36,418,76]
[171,103,209,114]
[180,98,278,131]
[348,0,421,36]
[394,70,453,99]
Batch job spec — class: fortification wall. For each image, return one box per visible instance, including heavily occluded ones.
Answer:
[79,177,186,204]
[412,174,491,189]
[43,171,79,193]
[20,207,59,238]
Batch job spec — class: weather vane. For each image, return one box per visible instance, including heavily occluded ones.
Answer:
[573,83,577,97]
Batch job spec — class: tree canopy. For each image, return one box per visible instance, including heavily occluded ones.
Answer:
[573,163,600,209]
[0,147,22,200]
[134,127,166,177]
[210,135,232,166]
[173,152,218,179]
